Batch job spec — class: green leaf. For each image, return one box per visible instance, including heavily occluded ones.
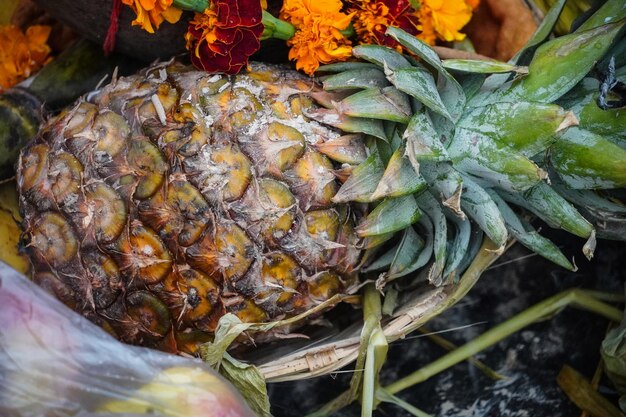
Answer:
[412,215,435,274]
[498,182,594,239]
[503,20,626,103]
[360,232,395,250]
[512,0,567,65]
[487,189,575,270]
[377,389,433,417]
[455,226,484,275]
[459,175,508,249]
[220,354,273,417]
[361,241,401,273]
[200,314,252,368]
[553,180,626,216]
[498,182,595,259]
[403,112,450,162]
[442,59,528,74]
[371,147,428,200]
[322,68,390,91]
[356,196,422,237]
[457,102,576,157]
[386,66,452,120]
[362,327,388,417]
[577,0,626,32]
[420,162,465,217]
[385,26,465,121]
[387,227,426,280]
[306,107,387,141]
[551,127,626,189]
[359,286,386,417]
[333,153,385,203]
[458,73,487,101]
[385,27,443,71]
[337,87,412,123]
[602,311,626,406]
[442,212,471,281]
[448,128,547,192]
[317,61,381,73]
[565,89,626,149]
[352,44,413,71]
[415,191,447,285]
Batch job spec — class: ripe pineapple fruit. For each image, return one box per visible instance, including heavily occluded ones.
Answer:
[18,62,362,352]
[16,1,626,354]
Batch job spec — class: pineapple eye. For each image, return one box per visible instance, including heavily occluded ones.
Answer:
[266,121,305,172]
[140,181,211,248]
[289,95,315,116]
[115,223,172,284]
[174,268,220,322]
[215,222,255,281]
[228,299,267,324]
[260,252,300,305]
[63,102,98,138]
[82,251,122,310]
[258,179,296,240]
[173,102,201,123]
[186,232,220,278]
[93,111,130,159]
[209,145,253,202]
[19,144,50,202]
[305,209,340,242]
[49,152,83,207]
[307,271,342,301]
[30,212,78,267]
[125,290,172,339]
[169,182,211,247]
[286,150,338,210]
[222,87,263,129]
[126,139,168,200]
[84,182,127,243]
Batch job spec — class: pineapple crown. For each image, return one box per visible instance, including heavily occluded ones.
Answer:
[303,1,626,287]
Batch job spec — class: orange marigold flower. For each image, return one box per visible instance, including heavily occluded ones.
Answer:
[0,25,51,91]
[122,0,183,33]
[466,0,480,10]
[185,0,263,74]
[280,0,353,75]
[418,0,473,43]
[345,0,420,52]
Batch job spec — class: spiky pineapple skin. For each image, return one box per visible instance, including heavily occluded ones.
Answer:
[17,62,362,353]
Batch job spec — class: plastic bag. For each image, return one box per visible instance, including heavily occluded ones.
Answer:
[0,261,255,417]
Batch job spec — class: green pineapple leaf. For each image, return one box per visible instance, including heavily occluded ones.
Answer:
[356,196,422,237]
[442,59,527,75]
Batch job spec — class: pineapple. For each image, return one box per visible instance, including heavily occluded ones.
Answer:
[18,62,362,352]
[16,1,626,354]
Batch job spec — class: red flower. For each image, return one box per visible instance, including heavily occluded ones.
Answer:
[185,0,263,74]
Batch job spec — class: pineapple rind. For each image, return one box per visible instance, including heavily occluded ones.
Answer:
[17,62,362,352]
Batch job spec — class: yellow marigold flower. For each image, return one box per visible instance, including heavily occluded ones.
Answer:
[419,0,473,43]
[122,0,183,33]
[280,0,353,75]
[0,25,51,91]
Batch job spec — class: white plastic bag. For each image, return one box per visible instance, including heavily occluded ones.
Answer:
[0,261,255,417]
